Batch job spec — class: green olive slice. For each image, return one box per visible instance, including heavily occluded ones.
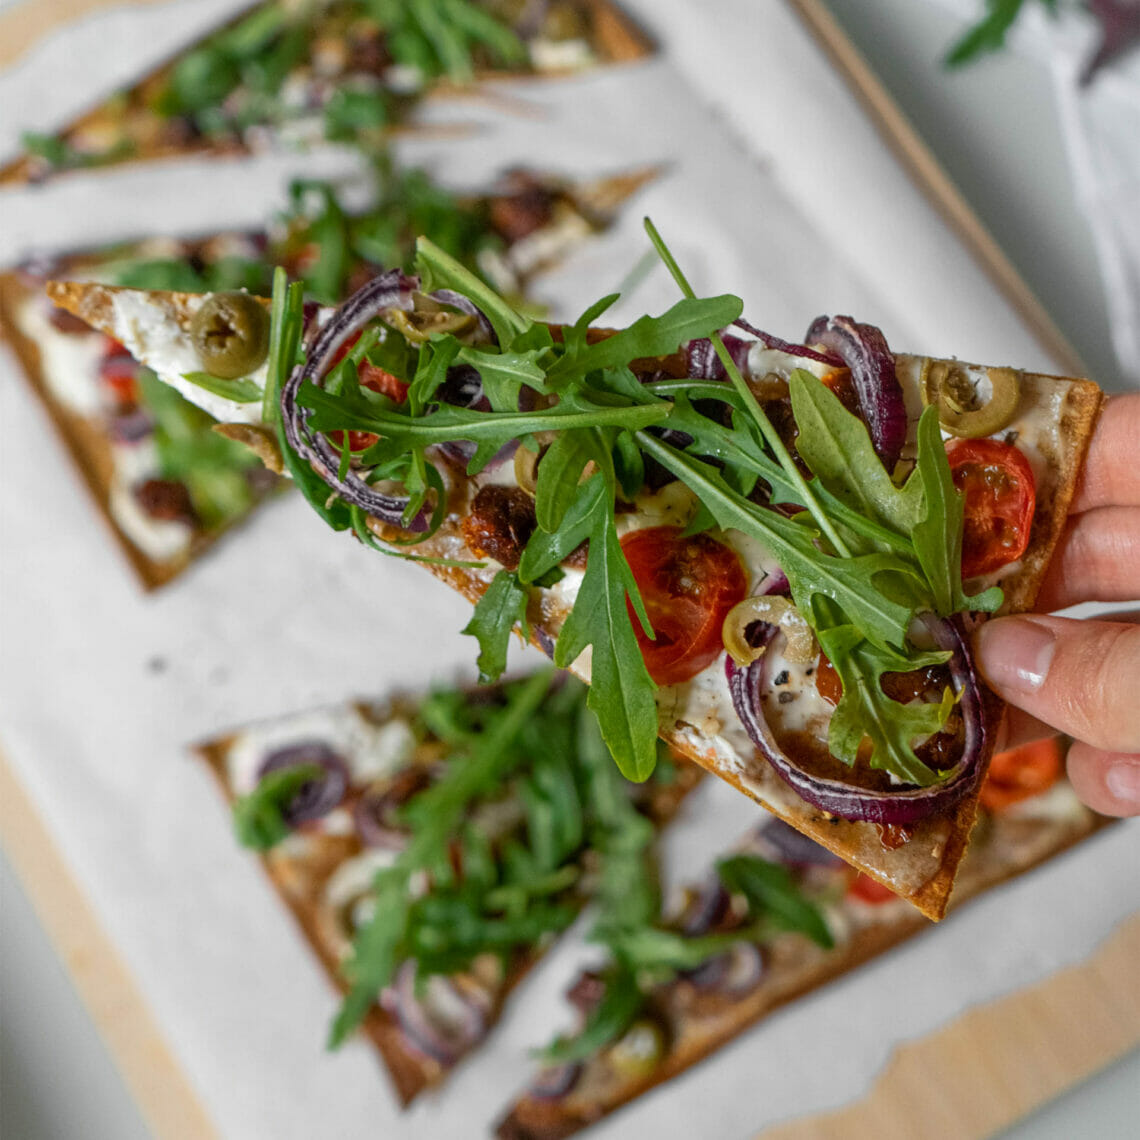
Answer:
[922,359,1020,439]
[608,1019,665,1079]
[190,292,270,380]
[722,594,815,667]
[387,307,476,344]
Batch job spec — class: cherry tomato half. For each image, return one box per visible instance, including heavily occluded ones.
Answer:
[328,335,408,452]
[848,873,897,905]
[947,438,1036,578]
[620,526,747,687]
[979,737,1063,813]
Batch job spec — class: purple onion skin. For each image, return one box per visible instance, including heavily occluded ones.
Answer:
[726,615,988,826]
[751,817,843,869]
[804,315,906,472]
[678,876,731,937]
[686,332,752,381]
[256,743,349,826]
[686,942,765,995]
[382,961,488,1066]
[734,318,843,369]
[529,1061,583,1101]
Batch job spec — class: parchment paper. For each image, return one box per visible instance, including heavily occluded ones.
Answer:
[1,3,1137,1138]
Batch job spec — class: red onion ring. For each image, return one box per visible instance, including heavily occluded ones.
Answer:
[686,332,752,381]
[281,269,421,527]
[678,876,731,937]
[733,318,844,369]
[726,615,988,825]
[529,1061,583,1100]
[353,767,429,849]
[381,961,490,1066]
[685,941,765,995]
[804,315,906,471]
[256,743,349,826]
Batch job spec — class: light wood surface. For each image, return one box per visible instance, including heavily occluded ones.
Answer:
[0,751,221,1140]
[759,912,1140,1140]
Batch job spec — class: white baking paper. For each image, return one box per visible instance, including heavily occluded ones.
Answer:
[1,3,1137,1139]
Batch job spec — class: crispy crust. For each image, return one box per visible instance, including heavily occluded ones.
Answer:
[196,693,700,1106]
[496,796,1115,1140]
[0,0,654,187]
[1,274,282,590]
[49,280,1104,918]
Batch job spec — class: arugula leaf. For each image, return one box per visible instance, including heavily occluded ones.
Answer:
[547,295,743,386]
[180,370,262,404]
[539,962,644,1065]
[462,570,530,683]
[232,763,322,851]
[331,669,555,1045]
[945,0,1057,67]
[818,621,956,786]
[553,476,659,782]
[716,854,834,949]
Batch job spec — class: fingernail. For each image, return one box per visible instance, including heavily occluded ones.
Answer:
[976,617,1057,696]
[1106,760,1140,808]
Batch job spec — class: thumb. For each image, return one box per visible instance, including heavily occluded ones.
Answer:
[974,614,1140,816]
[974,614,1140,755]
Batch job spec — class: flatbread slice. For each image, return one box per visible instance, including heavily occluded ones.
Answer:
[0,0,652,185]
[46,266,1102,918]
[1,165,653,587]
[497,739,1112,1140]
[196,673,699,1104]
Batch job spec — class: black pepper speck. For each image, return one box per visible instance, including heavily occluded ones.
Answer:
[773,670,789,686]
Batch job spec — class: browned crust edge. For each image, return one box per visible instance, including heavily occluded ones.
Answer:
[495,808,1117,1140]
[0,0,654,187]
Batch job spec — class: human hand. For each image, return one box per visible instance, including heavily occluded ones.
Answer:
[974,393,1140,817]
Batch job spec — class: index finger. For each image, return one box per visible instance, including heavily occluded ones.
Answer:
[1068,392,1140,514]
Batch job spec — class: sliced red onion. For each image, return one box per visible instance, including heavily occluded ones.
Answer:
[353,767,428,849]
[429,289,497,344]
[804,315,906,471]
[678,876,731,937]
[726,615,988,825]
[566,972,606,1016]
[750,817,843,869]
[281,269,422,527]
[686,942,765,995]
[686,332,751,381]
[107,408,155,443]
[733,318,843,369]
[529,1061,583,1100]
[381,961,490,1066]
[758,568,790,597]
[256,742,349,826]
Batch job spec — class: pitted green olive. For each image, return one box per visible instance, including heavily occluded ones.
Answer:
[922,359,1020,439]
[607,1019,666,1079]
[722,594,816,667]
[190,292,270,379]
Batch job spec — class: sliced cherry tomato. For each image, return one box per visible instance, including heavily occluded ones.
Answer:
[620,526,747,687]
[848,873,897,905]
[100,337,139,404]
[947,438,1035,578]
[327,340,408,452]
[980,737,1063,813]
[815,652,843,706]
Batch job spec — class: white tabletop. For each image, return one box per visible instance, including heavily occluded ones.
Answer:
[1,1,1137,1138]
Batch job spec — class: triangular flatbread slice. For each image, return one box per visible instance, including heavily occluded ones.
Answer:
[497,742,1111,1140]
[197,674,698,1104]
[46,276,1102,918]
[1,0,651,185]
[1,165,653,587]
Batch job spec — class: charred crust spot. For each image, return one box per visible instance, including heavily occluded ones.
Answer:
[461,485,537,572]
